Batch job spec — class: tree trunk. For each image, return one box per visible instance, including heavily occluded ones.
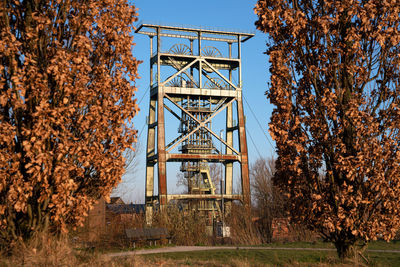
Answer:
[334,240,357,261]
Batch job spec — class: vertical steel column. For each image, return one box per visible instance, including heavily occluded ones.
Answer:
[145,36,155,224]
[150,36,154,85]
[237,35,250,209]
[156,27,167,209]
[225,42,233,215]
[190,40,194,79]
[237,96,250,209]
[198,31,202,88]
[238,35,242,87]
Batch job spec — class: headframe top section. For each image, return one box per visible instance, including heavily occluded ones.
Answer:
[135,22,255,43]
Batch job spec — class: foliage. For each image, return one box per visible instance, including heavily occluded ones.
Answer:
[255,0,400,260]
[0,0,140,243]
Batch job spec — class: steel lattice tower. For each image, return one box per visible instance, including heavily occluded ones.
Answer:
[135,23,254,223]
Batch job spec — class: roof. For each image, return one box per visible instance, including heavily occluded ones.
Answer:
[109,197,125,204]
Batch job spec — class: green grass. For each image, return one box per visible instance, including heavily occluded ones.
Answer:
[257,241,335,249]
[102,240,400,266]
[367,252,400,267]
[141,248,400,266]
[367,240,400,250]
[142,249,336,266]
[256,240,400,251]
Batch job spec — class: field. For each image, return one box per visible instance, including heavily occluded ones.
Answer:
[140,248,400,267]
[136,241,400,267]
[1,240,400,266]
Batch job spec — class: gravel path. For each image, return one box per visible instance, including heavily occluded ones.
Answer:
[106,246,400,258]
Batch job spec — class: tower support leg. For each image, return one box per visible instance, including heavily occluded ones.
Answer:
[145,97,157,225]
[237,96,251,211]
[225,102,234,216]
[157,91,167,211]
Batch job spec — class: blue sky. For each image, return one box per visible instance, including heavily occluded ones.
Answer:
[114,0,275,203]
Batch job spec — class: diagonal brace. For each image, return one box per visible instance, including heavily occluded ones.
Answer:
[202,59,238,90]
[203,98,235,125]
[162,58,199,86]
[164,94,202,125]
[203,125,239,155]
[168,56,199,88]
[164,104,181,121]
[166,95,238,155]
[166,125,201,153]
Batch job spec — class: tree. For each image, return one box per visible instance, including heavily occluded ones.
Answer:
[255,0,400,260]
[250,157,284,242]
[0,0,140,244]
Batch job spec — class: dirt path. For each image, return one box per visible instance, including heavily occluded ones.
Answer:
[106,246,400,258]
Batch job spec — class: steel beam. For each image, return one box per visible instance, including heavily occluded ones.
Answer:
[162,87,239,98]
[164,95,238,154]
[157,90,167,208]
[162,58,199,86]
[145,35,156,224]
[202,59,239,90]
[158,54,239,71]
[198,31,202,87]
[225,51,234,214]
[137,31,239,43]
[167,153,239,162]
[156,27,167,210]
[167,194,242,201]
[238,35,242,87]
[135,23,255,42]
[237,96,251,210]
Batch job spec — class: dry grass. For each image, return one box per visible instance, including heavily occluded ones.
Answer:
[3,233,80,266]
[71,211,147,250]
[0,232,146,267]
[152,204,265,246]
[152,206,210,246]
[227,204,263,245]
[0,233,251,267]
[1,232,394,267]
